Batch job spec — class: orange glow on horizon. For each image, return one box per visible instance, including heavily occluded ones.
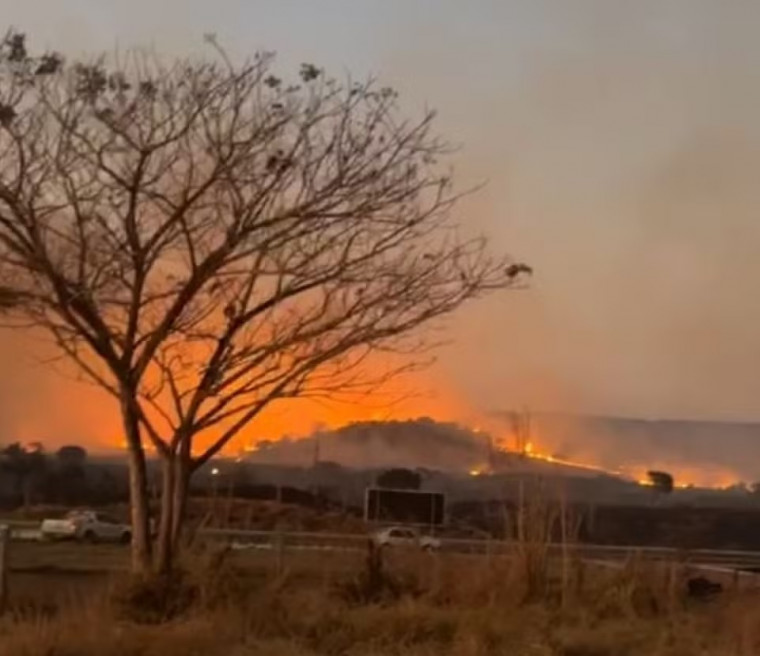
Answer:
[2,332,745,492]
[628,465,739,491]
[24,377,745,491]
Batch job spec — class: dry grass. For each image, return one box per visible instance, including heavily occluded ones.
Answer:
[1,541,760,656]
[2,489,757,655]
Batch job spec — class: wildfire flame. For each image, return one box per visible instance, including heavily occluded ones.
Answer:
[7,336,744,492]
[467,424,741,490]
[73,365,741,492]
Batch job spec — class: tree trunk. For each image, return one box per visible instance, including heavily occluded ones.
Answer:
[171,459,190,551]
[156,456,176,575]
[121,393,153,575]
[126,443,153,574]
[155,434,192,574]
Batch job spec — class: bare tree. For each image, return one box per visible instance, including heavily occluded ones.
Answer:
[0,32,529,573]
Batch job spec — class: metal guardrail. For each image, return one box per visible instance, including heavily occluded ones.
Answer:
[201,527,760,568]
[9,521,760,570]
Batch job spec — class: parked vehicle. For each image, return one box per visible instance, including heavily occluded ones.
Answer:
[371,526,441,551]
[40,510,132,544]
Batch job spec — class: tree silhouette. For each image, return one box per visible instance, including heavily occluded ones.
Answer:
[0,442,48,512]
[56,445,88,468]
[49,445,89,504]
[376,468,421,490]
[0,32,527,573]
[647,470,674,495]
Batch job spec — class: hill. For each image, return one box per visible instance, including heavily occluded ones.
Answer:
[524,413,760,486]
[245,417,615,480]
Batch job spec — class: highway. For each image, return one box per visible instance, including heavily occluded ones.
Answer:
[7,521,760,576]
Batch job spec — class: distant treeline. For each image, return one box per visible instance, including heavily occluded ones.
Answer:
[0,443,359,511]
[0,443,129,509]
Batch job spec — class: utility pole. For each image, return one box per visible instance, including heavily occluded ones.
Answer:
[313,433,320,467]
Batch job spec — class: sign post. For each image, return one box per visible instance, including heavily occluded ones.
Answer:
[0,524,9,614]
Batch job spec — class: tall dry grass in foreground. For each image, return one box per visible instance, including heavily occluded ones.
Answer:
[1,540,760,656]
[0,485,755,655]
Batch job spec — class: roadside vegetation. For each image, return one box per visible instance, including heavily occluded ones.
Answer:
[1,539,759,656]
[1,472,756,654]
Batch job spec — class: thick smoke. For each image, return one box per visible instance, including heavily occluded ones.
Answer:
[247,418,490,471]
[379,1,760,471]
[525,414,760,486]
[246,415,760,487]
[0,2,759,482]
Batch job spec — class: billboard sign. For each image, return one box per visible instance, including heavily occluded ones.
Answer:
[364,487,445,526]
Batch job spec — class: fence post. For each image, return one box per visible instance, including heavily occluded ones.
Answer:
[274,528,284,577]
[0,524,9,615]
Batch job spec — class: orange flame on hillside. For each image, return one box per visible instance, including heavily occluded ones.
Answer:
[463,422,742,490]
[1,331,744,492]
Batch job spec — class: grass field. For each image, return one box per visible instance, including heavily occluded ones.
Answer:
[1,537,760,656]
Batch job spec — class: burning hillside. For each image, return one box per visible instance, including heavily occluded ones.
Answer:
[517,413,752,489]
[245,418,492,473]
[242,417,627,481]
[241,414,749,489]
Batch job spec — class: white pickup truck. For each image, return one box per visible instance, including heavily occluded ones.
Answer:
[372,526,441,552]
[40,510,132,544]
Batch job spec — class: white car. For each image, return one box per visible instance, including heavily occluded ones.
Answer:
[372,526,441,552]
[40,510,132,544]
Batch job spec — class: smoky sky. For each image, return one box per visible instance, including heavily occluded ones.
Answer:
[389,0,760,423]
[1,1,760,453]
